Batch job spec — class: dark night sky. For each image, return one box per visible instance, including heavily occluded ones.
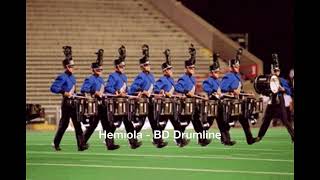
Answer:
[180,0,294,77]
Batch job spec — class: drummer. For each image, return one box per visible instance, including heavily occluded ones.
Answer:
[175,44,211,146]
[202,52,236,146]
[220,51,259,145]
[154,49,190,147]
[128,44,168,148]
[50,46,87,151]
[80,49,118,149]
[254,54,294,143]
[105,45,140,149]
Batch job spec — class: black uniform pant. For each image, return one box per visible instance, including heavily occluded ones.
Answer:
[53,98,84,148]
[216,103,254,144]
[123,110,146,143]
[158,115,185,144]
[148,102,167,143]
[258,95,294,140]
[191,103,215,142]
[83,105,109,144]
[175,115,190,143]
[215,104,229,143]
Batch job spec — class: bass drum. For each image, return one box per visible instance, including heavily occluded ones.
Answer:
[254,74,280,96]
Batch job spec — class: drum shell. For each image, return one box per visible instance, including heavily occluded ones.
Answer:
[255,98,264,113]
[254,75,280,96]
[179,98,195,116]
[155,98,174,116]
[223,99,242,117]
[84,98,98,116]
[130,98,149,116]
[204,100,219,117]
[113,98,128,116]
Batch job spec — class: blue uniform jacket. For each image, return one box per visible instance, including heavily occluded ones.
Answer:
[80,75,105,94]
[279,77,292,96]
[50,71,76,94]
[105,71,128,94]
[128,72,155,95]
[175,74,196,94]
[202,76,220,95]
[154,75,175,93]
[220,72,242,93]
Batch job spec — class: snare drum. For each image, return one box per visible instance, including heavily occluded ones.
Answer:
[204,100,219,117]
[114,98,128,116]
[156,98,174,116]
[245,97,255,111]
[130,98,149,116]
[224,99,242,116]
[84,97,98,117]
[180,98,195,116]
[232,99,242,116]
[254,98,264,113]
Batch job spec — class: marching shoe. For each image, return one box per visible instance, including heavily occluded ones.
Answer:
[107,144,120,150]
[106,138,120,150]
[78,145,88,151]
[255,137,261,142]
[247,137,260,145]
[51,142,61,151]
[156,141,168,148]
[181,138,190,147]
[129,139,142,149]
[153,139,168,148]
[198,139,207,146]
[199,139,212,147]
[223,140,236,146]
[84,143,89,149]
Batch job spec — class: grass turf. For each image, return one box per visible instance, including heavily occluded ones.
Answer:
[26,127,294,180]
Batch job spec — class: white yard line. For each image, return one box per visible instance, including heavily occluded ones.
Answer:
[26,162,293,176]
[26,151,293,162]
[26,143,293,152]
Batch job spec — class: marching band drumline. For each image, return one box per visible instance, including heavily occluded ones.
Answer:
[50,44,294,151]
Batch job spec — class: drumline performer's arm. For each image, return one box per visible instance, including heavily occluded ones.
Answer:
[50,75,66,95]
[80,77,93,94]
[279,78,292,95]
[105,75,117,94]
[174,78,186,94]
[202,79,213,95]
[154,79,163,94]
[220,75,231,93]
[95,83,104,97]
[128,75,144,95]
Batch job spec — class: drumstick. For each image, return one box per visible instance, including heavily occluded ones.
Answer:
[221,93,235,98]
[151,93,163,98]
[72,95,87,99]
[103,93,117,97]
[193,95,209,100]
[126,95,139,99]
[104,93,139,99]
[239,93,255,96]
[171,94,186,98]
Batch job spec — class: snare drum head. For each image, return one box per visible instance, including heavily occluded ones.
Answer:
[270,75,280,94]
[208,100,217,103]
[162,98,173,102]
[115,97,127,102]
[184,98,195,102]
[137,98,148,103]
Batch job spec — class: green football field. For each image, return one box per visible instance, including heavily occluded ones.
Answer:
[26,127,294,180]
